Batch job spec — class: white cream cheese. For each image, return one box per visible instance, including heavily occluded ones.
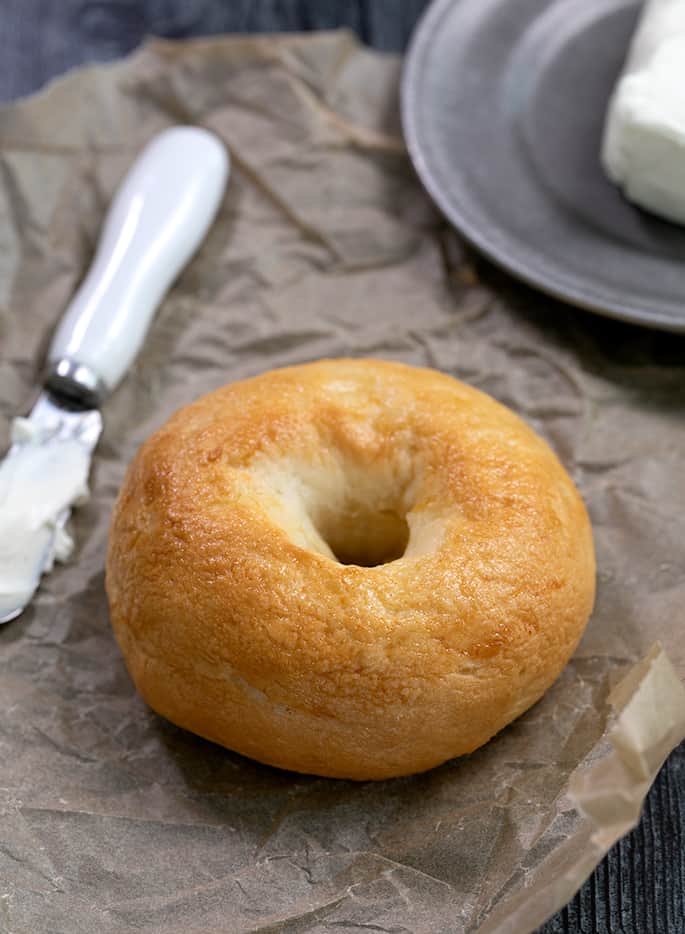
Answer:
[0,417,91,621]
[601,0,685,225]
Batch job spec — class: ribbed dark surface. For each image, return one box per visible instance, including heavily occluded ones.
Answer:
[0,2,683,931]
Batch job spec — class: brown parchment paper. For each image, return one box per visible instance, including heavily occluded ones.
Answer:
[0,32,684,934]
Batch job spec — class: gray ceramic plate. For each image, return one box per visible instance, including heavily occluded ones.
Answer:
[402,0,685,332]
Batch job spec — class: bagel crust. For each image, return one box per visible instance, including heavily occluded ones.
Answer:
[106,359,595,780]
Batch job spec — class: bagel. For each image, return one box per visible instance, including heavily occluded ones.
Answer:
[106,359,595,780]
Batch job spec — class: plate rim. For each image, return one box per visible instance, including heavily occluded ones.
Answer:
[400,0,685,333]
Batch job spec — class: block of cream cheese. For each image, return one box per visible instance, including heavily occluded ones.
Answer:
[601,0,685,225]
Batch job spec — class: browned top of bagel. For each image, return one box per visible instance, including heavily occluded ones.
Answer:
[106,359,595,779]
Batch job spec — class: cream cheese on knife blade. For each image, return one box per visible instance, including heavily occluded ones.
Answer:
[0,417,91,619]
[602,0,685,225]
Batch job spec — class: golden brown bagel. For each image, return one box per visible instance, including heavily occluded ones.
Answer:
[106,359,595,780]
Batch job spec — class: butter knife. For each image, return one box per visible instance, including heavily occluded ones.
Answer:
[0,126,229,622]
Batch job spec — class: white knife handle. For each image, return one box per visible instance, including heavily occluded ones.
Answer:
[47,126,229,401]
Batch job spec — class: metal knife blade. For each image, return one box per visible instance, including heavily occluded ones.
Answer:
[0,394,102,622]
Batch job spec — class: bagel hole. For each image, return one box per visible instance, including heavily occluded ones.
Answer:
[316,507,410,567]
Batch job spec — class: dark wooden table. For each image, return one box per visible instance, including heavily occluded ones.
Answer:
[1,2,683,931]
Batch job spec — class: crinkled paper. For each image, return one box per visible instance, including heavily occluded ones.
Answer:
[1,32,684,934]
